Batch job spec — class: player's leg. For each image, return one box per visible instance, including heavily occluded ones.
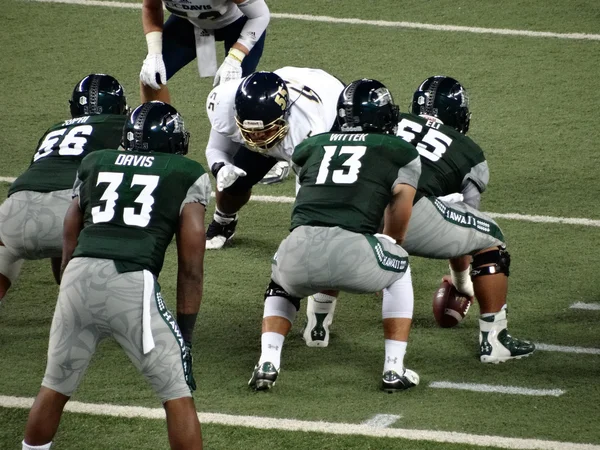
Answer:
[107,269,202,448]
[140,15,196,103]
[207,147,277,249]
[0,243,22,302]
[0,196,26,302]
[24,258,102,448]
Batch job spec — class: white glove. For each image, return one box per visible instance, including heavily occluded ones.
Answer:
[216,163,247,191]
[140,54,167,90]
[213,48,245,87]
[449,265,475,297]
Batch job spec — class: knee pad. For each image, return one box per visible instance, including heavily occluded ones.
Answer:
[0,244,23,284]
[264,280,301,313]
[382,267,414,319]
[471,246,511,278]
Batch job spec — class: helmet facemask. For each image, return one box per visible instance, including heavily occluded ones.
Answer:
[235,116,289,153]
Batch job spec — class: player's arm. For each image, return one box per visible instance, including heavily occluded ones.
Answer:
[232,0,270,55]
[383,184,416,244]
[141,0,166,89]
[61,197,83,281]
[176,202,206,344]
[142,0,164,34]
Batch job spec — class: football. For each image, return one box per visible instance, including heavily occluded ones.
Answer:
[432,280,472,328]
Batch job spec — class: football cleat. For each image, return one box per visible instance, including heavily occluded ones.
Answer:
[381,368,420,393]
[259,161,291,185]
[248,362,279,391]
[205,216,238,250]
[479,328,535,363]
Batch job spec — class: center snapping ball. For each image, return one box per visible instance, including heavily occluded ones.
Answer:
[432,280,472,328]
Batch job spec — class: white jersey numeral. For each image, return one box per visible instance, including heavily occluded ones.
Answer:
[33,125,93,162]
[397,118,453,162]
[315,145,367,185]
[92,172,160,228]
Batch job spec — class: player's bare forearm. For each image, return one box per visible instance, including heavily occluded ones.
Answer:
[61,198,83,280]
[383,184,416,244]
[142,0,164,33]
[176,203,206,341]
[450,255,472,272]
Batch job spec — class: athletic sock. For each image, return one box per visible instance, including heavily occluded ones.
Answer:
[258,332,285,370]
[383,339,407,373]
[22,441,52,450]
[213,208,237,225]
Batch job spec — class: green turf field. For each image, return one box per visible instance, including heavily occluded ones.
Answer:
[1,0,599,449]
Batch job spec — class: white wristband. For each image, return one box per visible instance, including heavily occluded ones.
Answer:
[228,47,246,62]
[146,31,163,54]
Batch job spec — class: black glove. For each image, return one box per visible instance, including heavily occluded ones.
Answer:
[183,341,197,391]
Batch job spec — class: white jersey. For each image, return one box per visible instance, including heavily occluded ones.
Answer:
[163,0,243,29]
[206,67,345,166]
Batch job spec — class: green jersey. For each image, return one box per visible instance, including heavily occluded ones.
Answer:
[395,113,488,201]
[72,150,211,277]
[291,132,421,234]
[9,114,126,196]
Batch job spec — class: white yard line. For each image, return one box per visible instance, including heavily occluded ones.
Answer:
[535,343,600,356]
[2,395,599,449]
[361,414,402,428]
[429,382,564,397]
[25,0,600,41]
[570,302,600,311]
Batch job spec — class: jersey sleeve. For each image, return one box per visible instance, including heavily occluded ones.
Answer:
[206,80,242,139]
[392,155,421,191]
[462,160,490,193]
[179,172,212,214]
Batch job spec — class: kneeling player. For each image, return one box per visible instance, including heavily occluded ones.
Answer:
[249,79,422,392]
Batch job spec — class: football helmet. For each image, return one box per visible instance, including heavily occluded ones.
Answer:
[121,101,189,155]
[69,74,127,118]
[411,76,471,134]
[234,72,290,153]
[336,79,399,134]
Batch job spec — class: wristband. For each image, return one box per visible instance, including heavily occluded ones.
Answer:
[211,162,225,178]
[146,31,163,54]
[228,48,246,63]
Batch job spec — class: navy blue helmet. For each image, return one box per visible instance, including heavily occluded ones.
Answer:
[411,76,471,134]
[336,79,399,135]
[69,74,127,118]
[121,101,189,155]
[234,72,290,153]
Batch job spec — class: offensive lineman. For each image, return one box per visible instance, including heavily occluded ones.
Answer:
[23,102,210,450]
[304,76,535,364]
[0,74,127,305]
[249,79,422,392]
[140,0,270,103]
[204,67,345,249]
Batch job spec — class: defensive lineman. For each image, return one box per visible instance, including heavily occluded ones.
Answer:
[0,74,127,305]
[140,0,270,103]
[23,102,210,450]
[205,66,345,249]
[304,76,535,364]
[249,79,422,392]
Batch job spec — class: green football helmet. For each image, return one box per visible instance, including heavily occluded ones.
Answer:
[69,74,127,118]
[121,101,189,155]
[336,79,399,134]
[411,76,471,134]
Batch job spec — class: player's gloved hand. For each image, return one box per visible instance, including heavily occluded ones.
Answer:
[213,48,245,87]
[140,54,167,90]
[215,163,247,191]
[446,266,475,298]
[140,31,167,90]
[183,341,197,391]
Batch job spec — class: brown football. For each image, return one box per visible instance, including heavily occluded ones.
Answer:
[432,280,472,328]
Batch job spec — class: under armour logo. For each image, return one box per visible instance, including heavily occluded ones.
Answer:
[267,344,279,351]
[386,357,398,364]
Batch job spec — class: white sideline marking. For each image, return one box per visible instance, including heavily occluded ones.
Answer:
[361,414,402,428]
[536,343,600,356]
[0,177,15,183]
[429,382,564,397]
[25,0,600,41]
[570,302,600,311]
[2,396,599,449]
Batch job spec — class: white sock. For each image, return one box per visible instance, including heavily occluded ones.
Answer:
[383,339,407,373]
[258,332,285,370]
[22,441,52,450]
[213,208,237,225]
